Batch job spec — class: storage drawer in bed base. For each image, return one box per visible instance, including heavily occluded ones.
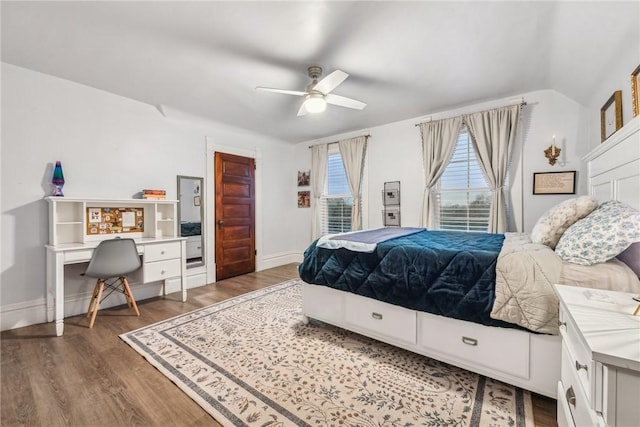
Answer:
[418,311,530,379]
[300,283,560,398]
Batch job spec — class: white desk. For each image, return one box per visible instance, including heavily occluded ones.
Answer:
[45,237,187,336]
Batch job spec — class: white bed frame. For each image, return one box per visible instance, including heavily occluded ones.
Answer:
[302,115,640,399]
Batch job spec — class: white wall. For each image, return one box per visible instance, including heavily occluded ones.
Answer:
[1,63,296,328]
[292,89,591,251]
[584,26,640,149]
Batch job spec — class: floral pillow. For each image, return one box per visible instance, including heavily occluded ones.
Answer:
[530,196,598,249]
[555,200,640,265]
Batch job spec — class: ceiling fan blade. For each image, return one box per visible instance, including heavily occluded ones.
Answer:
[325,94,367,110]
[297,101,309,117]
[255,87,307,97]
[312,70,348,95]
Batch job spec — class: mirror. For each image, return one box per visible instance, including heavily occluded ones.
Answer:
[177,175,204,268]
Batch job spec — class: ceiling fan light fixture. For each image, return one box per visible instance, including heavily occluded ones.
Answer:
[304,93,327,113]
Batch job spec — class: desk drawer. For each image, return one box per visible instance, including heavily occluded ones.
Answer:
[64,249,95,263]
[144,242,181,262]
[144,258,181,282]
[344,294,416,344]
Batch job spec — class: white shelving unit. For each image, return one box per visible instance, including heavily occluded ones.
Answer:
[45,196,187,336]
[46,197,179,245]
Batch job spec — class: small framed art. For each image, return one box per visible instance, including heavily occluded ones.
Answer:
[297,170,310,186]
[600,90,623,142]
[297,191,310,208]
[632,64,640,117]
[533,171,576,195]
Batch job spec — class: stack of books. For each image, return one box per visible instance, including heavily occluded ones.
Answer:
[142,189,166,200]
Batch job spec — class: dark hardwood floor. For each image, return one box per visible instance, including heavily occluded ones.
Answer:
[1,263,557,426]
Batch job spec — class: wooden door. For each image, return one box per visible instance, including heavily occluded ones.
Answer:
[214,152,256,280]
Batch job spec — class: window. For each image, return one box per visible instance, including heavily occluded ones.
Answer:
[321,149,353,234]
[436,129,491,232]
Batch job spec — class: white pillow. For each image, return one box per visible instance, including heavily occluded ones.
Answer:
[556,200,640,265]
[530,196,598,249]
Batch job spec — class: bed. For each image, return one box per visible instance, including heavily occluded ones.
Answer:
[180,221,201,237]
[299,117,640,398]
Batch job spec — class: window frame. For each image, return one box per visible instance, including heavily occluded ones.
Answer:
[435,128,491,232]
[319,144,367,235]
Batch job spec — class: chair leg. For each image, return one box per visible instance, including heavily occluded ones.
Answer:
[121,277,140,317]
[86,280,101,318]
[88,281,105,328]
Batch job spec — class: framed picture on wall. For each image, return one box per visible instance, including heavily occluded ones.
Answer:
[632,64,640,117]
[297,191,310,208]
[600,90,623,142]
[533,171,576,195]
[297,170,310,186]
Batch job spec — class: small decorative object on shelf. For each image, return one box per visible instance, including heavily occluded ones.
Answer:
[600,90,623,142]
[544,135,561,165]
[631,64,639,117]
[142,189,167,199]
[51,161,65,196]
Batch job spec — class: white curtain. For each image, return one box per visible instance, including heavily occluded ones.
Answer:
[464,104,521,233]
[418,117,463,228]
[310,144,328,240]
[338,135,368,231]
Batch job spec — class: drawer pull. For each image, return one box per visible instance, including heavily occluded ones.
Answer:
[161,270,166,275]
[462,336,478,346]
[575,361,588,372]
[565,386,576,407]
[161,250,165,255]
[371,312,383,320]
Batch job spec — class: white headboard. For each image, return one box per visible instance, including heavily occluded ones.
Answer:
[583,116,640,210]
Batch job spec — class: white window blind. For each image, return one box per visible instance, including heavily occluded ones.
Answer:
[321,150,353,235]
[436,129,491,232]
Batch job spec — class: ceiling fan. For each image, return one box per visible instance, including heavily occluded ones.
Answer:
[256,66,366,116]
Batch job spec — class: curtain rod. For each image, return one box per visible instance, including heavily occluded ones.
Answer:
[414,100,527,127]
[308,134,371,149]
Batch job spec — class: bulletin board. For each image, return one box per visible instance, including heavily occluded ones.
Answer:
[86,207,145,235]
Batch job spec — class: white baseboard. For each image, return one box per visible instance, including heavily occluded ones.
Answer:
[1,279,176,332]
[0,298,49,332]
[259,251,303,271]
[1,254,304,332]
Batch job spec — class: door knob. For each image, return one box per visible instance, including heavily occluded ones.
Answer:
[217,220,223,229]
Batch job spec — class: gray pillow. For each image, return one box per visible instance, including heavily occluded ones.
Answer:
[617,242,640,277]
[530,196,598,249]
[556,200,640,265]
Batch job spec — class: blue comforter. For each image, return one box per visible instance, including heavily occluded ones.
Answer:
[298,229,514,328]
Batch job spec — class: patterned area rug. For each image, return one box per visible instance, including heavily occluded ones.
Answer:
[121,280,534,427]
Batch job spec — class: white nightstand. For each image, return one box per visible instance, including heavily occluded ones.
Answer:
[555,285,640,427]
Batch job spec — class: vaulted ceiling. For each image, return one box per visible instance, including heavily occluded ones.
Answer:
[2,1,638,143]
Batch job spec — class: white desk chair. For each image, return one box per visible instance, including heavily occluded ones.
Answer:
[84,238,141,328]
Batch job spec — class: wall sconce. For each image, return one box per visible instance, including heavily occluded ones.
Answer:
[544,135,561,166]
